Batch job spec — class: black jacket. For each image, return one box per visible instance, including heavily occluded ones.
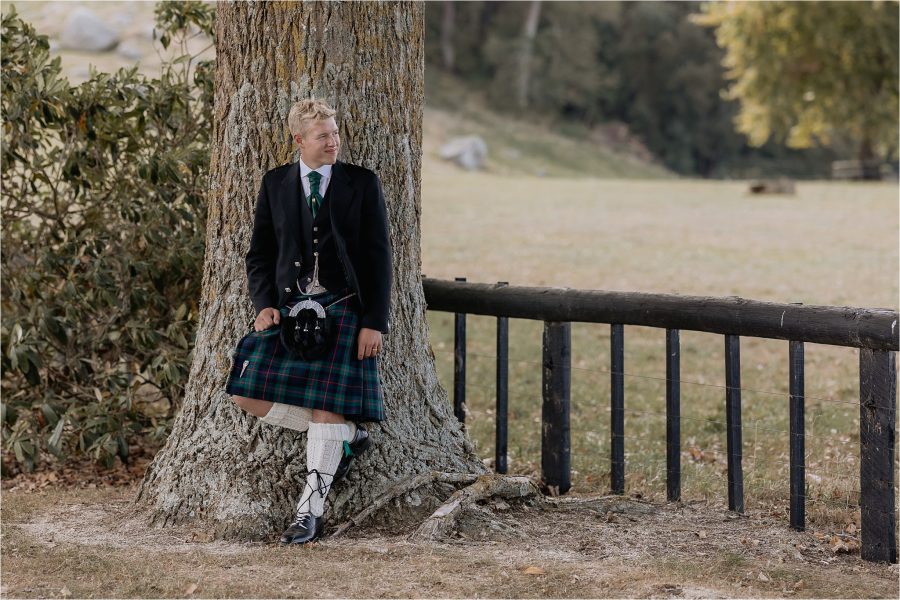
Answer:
[246,160,392,334]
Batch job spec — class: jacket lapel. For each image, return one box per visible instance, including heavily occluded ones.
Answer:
[279,162,312,257]
[328,160,357,223]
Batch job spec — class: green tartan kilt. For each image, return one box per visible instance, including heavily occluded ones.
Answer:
[225,288,384,422]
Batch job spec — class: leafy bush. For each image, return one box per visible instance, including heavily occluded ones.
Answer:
[1,2,214,471]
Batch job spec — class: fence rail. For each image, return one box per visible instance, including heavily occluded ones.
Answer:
[422,277,898,563]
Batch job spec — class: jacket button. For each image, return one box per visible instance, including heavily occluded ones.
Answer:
[284,287,291,292]
[294,261,301,267]
[313,238,318,244]
[313,226,318,232]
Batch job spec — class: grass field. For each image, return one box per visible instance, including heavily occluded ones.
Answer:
[419,162,898,528]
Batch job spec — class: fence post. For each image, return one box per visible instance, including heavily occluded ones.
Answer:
[859,349,897,563]
[725,334,744,513]
[611,324,625,495]
[453,276,466,423]
[666,329,681,502]
[542,321,571,495]
[789,340,805,530]
[495,281,509,474]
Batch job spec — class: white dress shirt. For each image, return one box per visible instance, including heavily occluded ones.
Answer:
[298,157,332,198]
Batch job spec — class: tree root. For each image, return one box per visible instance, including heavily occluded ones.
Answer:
[411,474,540,541]
[329,471,479,538]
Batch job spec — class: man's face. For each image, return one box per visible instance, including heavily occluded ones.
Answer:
[295,117,340,168]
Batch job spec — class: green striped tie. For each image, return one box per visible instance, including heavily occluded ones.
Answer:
[307,170,322,218]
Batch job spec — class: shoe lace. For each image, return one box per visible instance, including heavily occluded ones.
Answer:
[293,468,334,522]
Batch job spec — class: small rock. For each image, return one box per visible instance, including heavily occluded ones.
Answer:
[60,8,119,52]
[758,572,770,582]
[438,135,487,171]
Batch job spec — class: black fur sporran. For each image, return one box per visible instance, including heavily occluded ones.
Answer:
[280,299,334,360]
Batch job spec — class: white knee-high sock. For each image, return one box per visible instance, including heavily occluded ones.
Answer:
[294,422,353,518]
[260,403,311,433]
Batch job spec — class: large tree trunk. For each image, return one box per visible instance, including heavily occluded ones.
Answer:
[135,1,486,541]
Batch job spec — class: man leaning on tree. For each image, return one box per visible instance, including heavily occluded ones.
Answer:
[225,97,392,544]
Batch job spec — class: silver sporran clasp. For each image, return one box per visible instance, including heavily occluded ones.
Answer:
[288,298,327,319]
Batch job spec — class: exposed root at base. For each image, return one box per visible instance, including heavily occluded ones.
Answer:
[411,474,540,541]
[329,471,479,538]
[330,472,543,540]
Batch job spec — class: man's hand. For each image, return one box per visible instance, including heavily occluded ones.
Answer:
[254,307,280,331]
[357,328,383,360]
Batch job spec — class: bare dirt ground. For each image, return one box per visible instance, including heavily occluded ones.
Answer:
[2,483,896,599]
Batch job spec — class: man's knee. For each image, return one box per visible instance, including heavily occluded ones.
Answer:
[232,395,255,412]
[311,409,346,424]
[232,395,274,418]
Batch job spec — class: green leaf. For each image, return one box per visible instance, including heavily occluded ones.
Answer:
[48,417,65,449]
[41,403,59,426]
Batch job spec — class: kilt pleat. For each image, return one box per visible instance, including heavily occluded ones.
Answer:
[224,288,384,422]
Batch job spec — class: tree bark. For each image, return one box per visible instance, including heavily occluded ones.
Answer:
[135,1,485,541]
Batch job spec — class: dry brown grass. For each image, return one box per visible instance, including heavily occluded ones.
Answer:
[2,485,897,598]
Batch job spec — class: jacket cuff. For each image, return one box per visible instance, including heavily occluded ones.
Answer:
[252,296,275,316]
[360,313,389,335]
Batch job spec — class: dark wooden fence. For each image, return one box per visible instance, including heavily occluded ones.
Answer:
[422,277,898,563]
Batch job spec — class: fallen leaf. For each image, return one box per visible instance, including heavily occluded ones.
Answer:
[185,583,198,595]
[191,531,213,543]
[522,566,546,575]
[831,538,850,554]
[758,572,770,582]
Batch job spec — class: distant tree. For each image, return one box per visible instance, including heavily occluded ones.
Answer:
[515,0,541,109]
[612,1,744,175]
[423,1,840,178]
[695,1,899,161]
[440,1,455,71]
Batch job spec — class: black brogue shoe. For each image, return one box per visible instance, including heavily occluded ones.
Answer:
[333,424,370,483]
[279,513,324,545]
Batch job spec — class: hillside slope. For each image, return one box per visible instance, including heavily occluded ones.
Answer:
[424,72,674,180]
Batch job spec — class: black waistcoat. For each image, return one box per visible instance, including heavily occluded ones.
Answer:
[296,180,349,293]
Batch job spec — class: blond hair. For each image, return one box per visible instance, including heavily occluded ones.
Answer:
[288,98,337,137]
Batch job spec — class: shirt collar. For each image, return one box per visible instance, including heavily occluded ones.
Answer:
[298,157,332,179]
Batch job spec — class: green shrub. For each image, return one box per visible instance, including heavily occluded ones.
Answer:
[1,2,214,471]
